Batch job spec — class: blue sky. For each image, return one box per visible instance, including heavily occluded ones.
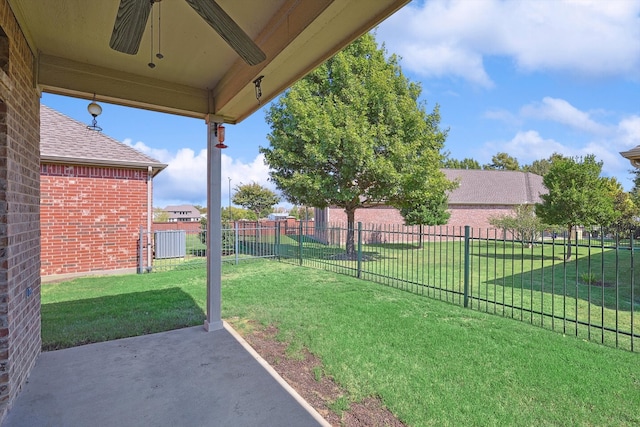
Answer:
[42,0,640,209]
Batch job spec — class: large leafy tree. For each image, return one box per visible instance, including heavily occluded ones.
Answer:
[232,182,280,220]
[522,152,566,176]
[261,33,454,256]
[629,169,640,207]
[535,155,616,260]
[484,152,520,171]
[603,177,638,236]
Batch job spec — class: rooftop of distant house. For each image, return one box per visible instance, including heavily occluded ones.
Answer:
[443,169,547,205]
[164,204,202,222]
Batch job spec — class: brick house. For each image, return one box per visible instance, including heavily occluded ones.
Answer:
[40,105,166,278]
[316,169,547,231]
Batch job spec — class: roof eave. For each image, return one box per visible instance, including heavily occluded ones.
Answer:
[41,156,168,177]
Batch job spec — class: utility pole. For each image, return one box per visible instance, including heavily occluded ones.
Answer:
[228,177,232,221]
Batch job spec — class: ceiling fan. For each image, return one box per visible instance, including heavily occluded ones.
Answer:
[109,0,266,66]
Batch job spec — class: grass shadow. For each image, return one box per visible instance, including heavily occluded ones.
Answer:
[42,287,205,351]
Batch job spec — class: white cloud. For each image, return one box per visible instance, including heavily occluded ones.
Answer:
[123,138,172,163]
[222,153,273,195]
[379,0,640,86]
[520,97,609,135]
[400,43,494,87]
[478,127,634,188]
[500,130,571,161]
[123,139,274,207]
[483,108,521,126]
[150,147,209,207]
[579,141,626,180]
[618,116,640,147]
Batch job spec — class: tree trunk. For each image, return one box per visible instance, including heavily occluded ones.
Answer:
[565,225,573,261]
[417,224,424,249]
[345,208,356,256]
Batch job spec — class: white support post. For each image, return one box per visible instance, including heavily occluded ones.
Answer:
[204,120,223,331]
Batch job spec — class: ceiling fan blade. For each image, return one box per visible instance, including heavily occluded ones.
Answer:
[109,0,153,55]
[185,0,266,66]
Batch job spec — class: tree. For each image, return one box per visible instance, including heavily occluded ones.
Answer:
[153,207,169,222]
[484,152,520,170]
[222,206,255,221]
[535,155,616,260]
[629,169,640,207]
[522,152,566,176]
[489,204,547,247]
[261,33,454,256]
[443,156,481,170]
[399,193,450,248]
[602,178,638,236]
[232,182,280,220]
[193,204,207,214]
[290,206,314,220]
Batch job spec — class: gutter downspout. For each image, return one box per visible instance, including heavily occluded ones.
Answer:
[147,166,153,272]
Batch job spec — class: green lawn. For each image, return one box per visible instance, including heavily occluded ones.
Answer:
[42,260,640,426]
[278,236,640,351]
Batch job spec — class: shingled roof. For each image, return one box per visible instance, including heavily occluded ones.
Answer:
[443,169,547,205]
[40,105,167,176]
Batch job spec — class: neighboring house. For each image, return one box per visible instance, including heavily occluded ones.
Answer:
[315,169,547,232]
[164,204,202,222]
[40,105,167,278]
[267,212,290,220]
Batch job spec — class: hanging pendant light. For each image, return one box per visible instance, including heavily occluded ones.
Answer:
[87,94,102,131]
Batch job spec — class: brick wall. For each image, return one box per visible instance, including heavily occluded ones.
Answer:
[324,204,517,242]
[0,0,41,421]
[447,204,514,231]
[40,164,151,276]
[327,205,405,226]
[327,204,514,230]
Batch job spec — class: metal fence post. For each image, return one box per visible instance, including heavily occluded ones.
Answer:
[275,222,281,260]
[357,222,362,278]
[631,232,635,352]
[234,222,239,265]
[138,226,144,274]
[464,225,470,308]
[299,220,303,265]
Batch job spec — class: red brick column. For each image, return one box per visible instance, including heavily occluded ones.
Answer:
[0,2,42,420]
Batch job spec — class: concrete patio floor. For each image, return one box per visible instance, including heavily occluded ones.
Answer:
[3,323,329,427]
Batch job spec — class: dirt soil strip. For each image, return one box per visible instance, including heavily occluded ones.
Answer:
[228,320,406,427]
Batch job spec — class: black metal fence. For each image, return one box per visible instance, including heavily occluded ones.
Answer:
[278,222,639,353]
[139,223,282,272]
[140,221,639,352]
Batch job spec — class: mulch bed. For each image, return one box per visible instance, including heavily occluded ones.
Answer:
[231,321,406,427]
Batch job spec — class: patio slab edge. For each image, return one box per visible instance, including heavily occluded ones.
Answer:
[223,321,331,427]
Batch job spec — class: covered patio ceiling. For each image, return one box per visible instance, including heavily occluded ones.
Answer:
[9,0,409,123]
